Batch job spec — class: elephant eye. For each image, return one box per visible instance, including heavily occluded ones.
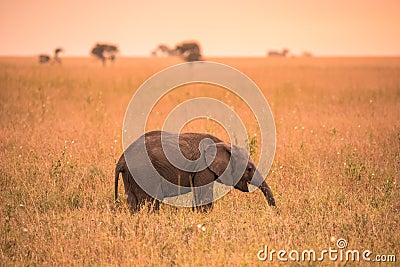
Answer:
[247,166,253,173]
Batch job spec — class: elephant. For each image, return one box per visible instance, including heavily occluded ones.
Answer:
[115,131,275,213]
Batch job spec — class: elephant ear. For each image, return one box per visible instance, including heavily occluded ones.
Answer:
[204,142,233,185]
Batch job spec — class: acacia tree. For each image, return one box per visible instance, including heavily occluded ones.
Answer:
[151,41,202,62]
[174,42,202,62]
[38,47,63,64]
[91,43,119,66]
[53,47,63,64]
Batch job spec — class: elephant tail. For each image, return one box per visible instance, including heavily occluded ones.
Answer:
[115,156,125,202]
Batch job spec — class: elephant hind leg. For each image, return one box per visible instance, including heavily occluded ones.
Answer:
[147,198,160,212]
[195,202,213,213]
[127,191,161,213]
[134,189,161,213]
[126,190,140,214]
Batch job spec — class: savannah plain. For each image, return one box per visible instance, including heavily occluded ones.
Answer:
[1,56,399,266]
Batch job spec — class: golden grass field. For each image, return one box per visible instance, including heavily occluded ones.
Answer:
[1,56,399,266]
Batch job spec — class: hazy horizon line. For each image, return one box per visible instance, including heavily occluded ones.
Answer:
[1,53,400,58]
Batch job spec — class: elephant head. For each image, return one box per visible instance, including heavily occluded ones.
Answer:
[204,142,276,206]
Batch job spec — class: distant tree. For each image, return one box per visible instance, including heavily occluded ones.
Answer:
[38,47,64,64]
[151,44,176,57]
[91,43,119,66]
[38,54,51,64]
[151,41,203,62]
[53,47,63,64]
[174,41,202,62]
[267,48,289,57]
[301,51,313,57]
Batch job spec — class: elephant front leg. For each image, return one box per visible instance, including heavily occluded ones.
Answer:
[193,170,215,212]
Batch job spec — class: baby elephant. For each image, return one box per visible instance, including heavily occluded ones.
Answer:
[115,131,275,213]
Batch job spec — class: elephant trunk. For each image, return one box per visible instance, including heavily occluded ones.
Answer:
[250,170,276,206]
[259,180,276,206]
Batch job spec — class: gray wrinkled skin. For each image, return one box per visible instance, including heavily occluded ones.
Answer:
[115,131,275,213]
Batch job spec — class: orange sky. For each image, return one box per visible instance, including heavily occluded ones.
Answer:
[0,0,399,57]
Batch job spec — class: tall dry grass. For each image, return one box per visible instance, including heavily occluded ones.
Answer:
[0,56,399,266]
